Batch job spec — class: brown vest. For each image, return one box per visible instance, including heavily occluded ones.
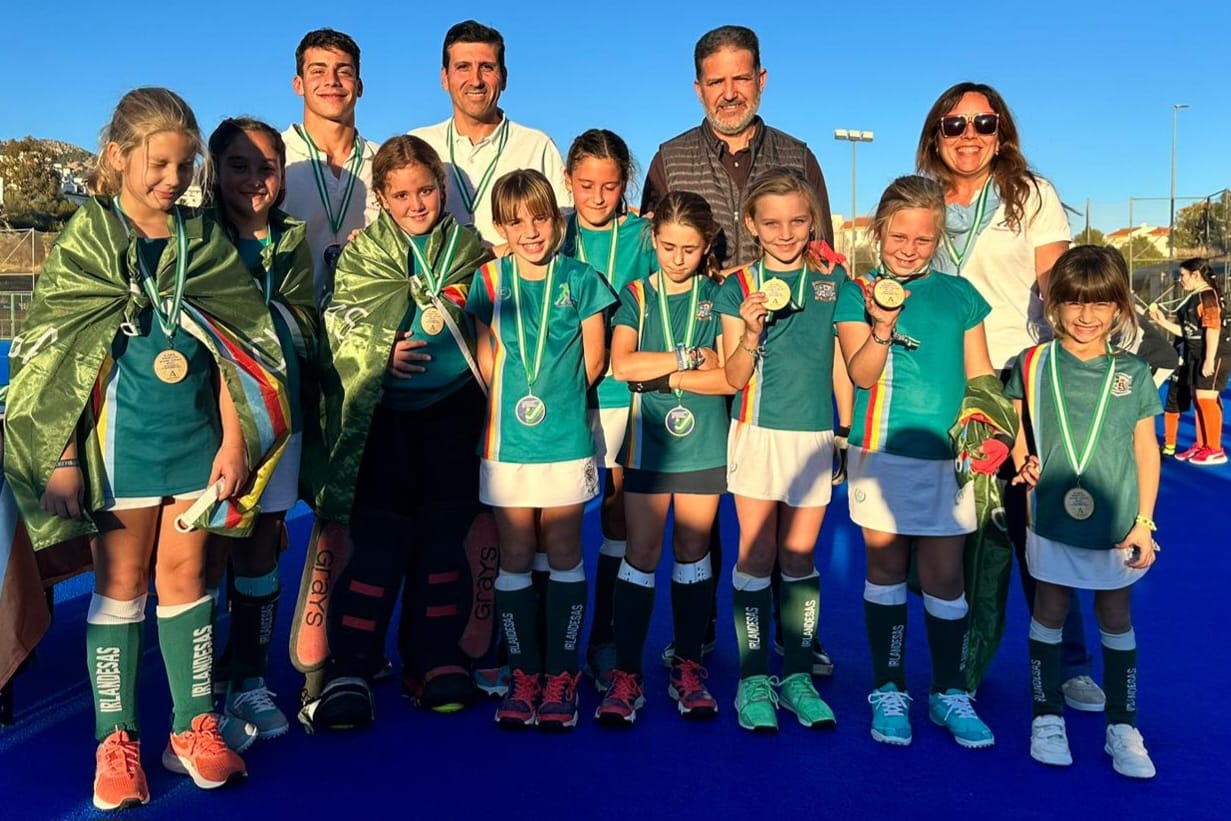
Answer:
[658,123,810,268]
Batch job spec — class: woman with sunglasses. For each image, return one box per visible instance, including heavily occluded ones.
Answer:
[915,83,1104,713]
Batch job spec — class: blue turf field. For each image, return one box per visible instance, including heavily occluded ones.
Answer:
[1,409,1227,820]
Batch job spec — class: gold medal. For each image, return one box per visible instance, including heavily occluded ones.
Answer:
[761,277,791,311]
[1063,487,1095,520]
[153,348,189,384]
[420,306,445,336]
[873,278,906,309]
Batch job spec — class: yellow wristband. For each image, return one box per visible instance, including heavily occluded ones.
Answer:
[1134,515,1157,531]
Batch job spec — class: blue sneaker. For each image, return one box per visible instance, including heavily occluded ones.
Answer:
[928,689,994,749]
[868,683,912,746]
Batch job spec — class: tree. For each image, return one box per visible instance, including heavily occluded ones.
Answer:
[1073,227,1105,246]
[1174,196,1230,255]
[1115,235,1166,271]
[0,137,73,230]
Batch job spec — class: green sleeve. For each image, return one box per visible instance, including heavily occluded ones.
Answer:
[574,263,618,320]
[464,268,494,325]
[1004,358,1026,400]
[611,284,640,330]
[713,274,744,318]
[833,277,867,324]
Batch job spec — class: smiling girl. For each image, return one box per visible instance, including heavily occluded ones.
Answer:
[715,167,845,733]
[207,117,317,742]
[299,135,492,730]
[465,169,616,730]
[5,87,291,809]
[560,129,657,691]
[1007,245,1161,777]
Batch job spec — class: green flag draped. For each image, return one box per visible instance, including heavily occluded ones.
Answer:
[949,373,1020,690]
[3,197,291,549]
[315,212,491,522]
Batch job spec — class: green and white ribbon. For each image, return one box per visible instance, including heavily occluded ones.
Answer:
[657,273,700,403]
[407,225,461,295]
[1048,341,1116,481]
[576,217,619,281]
[510,255,556,395]
[294,125,364,238]
[448,118,509,219]
[115,199,189,340]
[941,176,992,271]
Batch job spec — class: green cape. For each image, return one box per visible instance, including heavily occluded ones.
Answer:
[3,197,291,549]
[315,212,491,522]
[950,373,1020,690]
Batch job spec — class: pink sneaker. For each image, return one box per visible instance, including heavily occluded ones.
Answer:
[1191,448,1228,466]
[1174,445,1207,462]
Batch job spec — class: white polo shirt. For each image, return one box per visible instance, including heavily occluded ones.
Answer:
[281,124,381,304]
[958,177,1071,370]
[409,116,571,247]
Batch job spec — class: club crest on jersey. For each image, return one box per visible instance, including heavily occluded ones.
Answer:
[1111,371,1133,397]
[555,283,574,308]
[697,300,714,321]
[813,281,837,302]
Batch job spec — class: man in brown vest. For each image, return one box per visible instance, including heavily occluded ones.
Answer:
[640,25,834,269]
[642,25,842,679]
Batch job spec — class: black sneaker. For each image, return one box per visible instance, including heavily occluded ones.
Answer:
[298,676,374,733]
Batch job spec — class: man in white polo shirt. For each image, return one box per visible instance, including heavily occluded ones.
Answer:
[282,28,381,306]
[410,20,570,252]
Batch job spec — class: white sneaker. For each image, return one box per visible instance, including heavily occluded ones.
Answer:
[1105,724,1156,779]
[1029,715,1073,766]
[1062,675,1106,712]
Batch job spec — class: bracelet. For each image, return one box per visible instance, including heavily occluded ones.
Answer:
[870,327,893,346]
[674,344,689,372]
[1134,515,1157,531]
[55,458,80,470]
[686,346,703,371]
[740,342,762,359]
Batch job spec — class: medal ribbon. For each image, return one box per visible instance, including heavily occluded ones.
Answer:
[576,217,619,281]
[1047,341,1116,482]
[115,199,189,341]
[756,259,809,307]
[941,176,992,272]
[447,119,510,218]
[656,274,700,404]
[407,225,461,296]
[257,231,276,306]
[509,255,556,395]
[294,125,364,238]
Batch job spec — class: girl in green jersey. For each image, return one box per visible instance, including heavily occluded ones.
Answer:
[595,191,733,724]
[466,170,616,731]
[560,129,657,692]
[1009,246,1161,777]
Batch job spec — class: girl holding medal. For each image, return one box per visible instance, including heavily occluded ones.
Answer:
[300,135,492,728]
[206,118,317,741]
[835,175,997,750]
[6,88,290,809]
[594,192,731,724]
[559,129,657,690]
[1007,245,1161,777]
[714,168,844,733]
[465,169,616,730]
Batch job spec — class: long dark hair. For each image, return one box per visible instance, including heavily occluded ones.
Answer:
[651,191,721,281]
[207,117,287,237]
[1181,256,1226,312]
[916,81,1038,230]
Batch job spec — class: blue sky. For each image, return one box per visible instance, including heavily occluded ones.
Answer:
[5,1,1228,231]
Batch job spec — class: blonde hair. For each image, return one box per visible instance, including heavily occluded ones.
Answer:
[870,175,946,245]
[1045,245,1138,348]
[741,167,825,268]
[88,87,205,197]
[490,169,566,251]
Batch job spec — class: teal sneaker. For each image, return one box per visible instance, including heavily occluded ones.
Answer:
[868,683,913,746]
[225,679,289,740]
[778,673,836,729]
[928,689,994,749]
[734,675,780,733]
